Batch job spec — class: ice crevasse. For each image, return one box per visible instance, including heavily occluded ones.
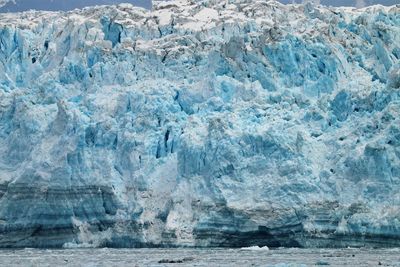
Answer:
[0,0,399,248]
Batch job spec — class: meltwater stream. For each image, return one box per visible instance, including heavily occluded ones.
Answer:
[0,248,399,266]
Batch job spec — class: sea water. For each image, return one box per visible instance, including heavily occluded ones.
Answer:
[0,248,399,266]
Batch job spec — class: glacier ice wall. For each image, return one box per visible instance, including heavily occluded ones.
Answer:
[0,0,399,248]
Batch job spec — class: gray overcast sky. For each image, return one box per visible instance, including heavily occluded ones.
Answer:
[0,0,398,12]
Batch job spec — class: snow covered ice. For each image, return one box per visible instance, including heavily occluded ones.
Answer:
[0,0,399,248]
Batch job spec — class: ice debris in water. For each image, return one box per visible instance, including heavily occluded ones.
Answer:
[241,246,270,251]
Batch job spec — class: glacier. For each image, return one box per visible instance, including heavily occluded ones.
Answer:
[0,0,399,248]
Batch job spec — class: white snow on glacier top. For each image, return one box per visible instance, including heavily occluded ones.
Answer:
[0,0,396,34]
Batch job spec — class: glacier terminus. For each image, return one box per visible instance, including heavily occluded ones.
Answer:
[0,0,399,248]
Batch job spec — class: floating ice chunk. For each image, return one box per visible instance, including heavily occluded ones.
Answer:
[241,246,270,251]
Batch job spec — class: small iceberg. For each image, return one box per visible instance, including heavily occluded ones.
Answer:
[62,242,97,249]
[240,246,270,251]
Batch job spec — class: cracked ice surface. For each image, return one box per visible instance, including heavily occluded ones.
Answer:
[0,0,399,248]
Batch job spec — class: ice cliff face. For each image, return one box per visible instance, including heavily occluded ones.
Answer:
[0,0,399,248]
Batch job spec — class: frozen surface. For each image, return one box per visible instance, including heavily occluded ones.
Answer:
[0,248,400,267]
[0,0,399,248]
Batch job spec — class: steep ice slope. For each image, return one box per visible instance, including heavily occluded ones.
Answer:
[0,0,399,248]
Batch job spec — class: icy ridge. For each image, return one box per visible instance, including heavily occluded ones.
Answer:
[0,0,399,248]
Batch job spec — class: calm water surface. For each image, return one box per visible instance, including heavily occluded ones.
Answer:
[0,248,399,266]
